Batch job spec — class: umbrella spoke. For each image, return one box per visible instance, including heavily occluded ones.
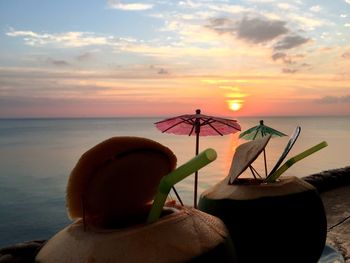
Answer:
[207,122,224,136]
[213,119,241,131]
[253,129,259,140]
[200,118,213,126]
[188,124,195,136]
[182,118,195,125]
[154,114,188,124]
[160,119,190,133]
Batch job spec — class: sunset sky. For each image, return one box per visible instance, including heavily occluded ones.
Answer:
[1,0,350,117]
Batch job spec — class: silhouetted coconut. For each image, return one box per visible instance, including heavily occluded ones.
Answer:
[198,176,327,263]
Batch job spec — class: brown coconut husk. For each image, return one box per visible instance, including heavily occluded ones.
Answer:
[198,176,327,263]
[66,137,177,228]
[36,206,236,263]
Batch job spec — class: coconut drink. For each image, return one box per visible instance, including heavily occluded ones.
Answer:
[198,136,328,263]
[36,137,236,263]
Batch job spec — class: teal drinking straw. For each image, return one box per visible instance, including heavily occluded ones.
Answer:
[147,148,217,223]
[265,141,328,183]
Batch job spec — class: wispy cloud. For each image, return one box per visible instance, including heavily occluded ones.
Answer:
[46,58,70,67]
[277,3,298,11]
[282,68,297,74]
[76,52,93,62]
[274,35,310,50]
[314,95,350,104]
[342,51,350,59]
[272,52,292,64]
[157,68,169,75]
[207,3,251,14]
[107,0,153,11]
[206,16,289,43]
[6,29,110,47]
[287,13,327,30]
[310,5,322,13]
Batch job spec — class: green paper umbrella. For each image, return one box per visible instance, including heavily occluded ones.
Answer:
[239,120,287,176]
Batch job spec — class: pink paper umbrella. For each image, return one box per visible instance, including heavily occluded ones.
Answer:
[155,109,241,208]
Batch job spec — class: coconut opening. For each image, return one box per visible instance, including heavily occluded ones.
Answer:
[80,205,180,231]
[230,178,265,185]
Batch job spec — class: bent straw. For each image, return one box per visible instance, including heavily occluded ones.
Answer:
[147,148,217,223]
[265,141,328,183]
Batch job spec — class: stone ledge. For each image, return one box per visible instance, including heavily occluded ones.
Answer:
[303,166,350,263]
[303,166,350,193]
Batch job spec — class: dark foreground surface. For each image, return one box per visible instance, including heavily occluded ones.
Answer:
[304,166,350,263]
[1,166,349,263]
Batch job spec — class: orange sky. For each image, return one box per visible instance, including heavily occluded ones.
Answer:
[1,0,350,117]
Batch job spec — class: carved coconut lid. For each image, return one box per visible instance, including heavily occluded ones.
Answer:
[228,135,271,184]
[66,137,177,227]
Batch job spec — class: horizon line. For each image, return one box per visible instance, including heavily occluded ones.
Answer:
[1,114,349,120]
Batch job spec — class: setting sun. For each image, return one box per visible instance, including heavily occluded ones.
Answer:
[228,100,242,111]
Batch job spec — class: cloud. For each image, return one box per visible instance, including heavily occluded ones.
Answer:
[107,0,153,11]
[277,3,297,11]
[206,18,234,34]
[342,51,350,59]
[206,17,289,43]
[310,5,322,12]
[207,4,251,14]
[300,62,311,68]
[6,29,110,47]
[271,52,292,64]
[158,68,169,75]
[314,95,350,104]
[76,52,93,61]
[346,0,350,4]
[274,35,309,50]
[178,0,202,9]
[272,52,286,61]
[236,17,289,43]
[287,14,326,29]
[46,58,70,66]
[282,68,297,74]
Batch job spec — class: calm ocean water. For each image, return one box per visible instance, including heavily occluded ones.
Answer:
[0,116,349,247]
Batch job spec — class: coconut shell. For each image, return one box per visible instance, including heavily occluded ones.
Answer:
[36,206,237,263]
[66,137,177,227]
[198,176,327,263]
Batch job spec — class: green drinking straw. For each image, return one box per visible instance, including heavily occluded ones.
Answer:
[265,141,328,183]
[147,148,217,223]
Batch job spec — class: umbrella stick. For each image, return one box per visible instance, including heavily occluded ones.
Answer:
[172,186,184,206]
[263,149,268,177]
[194,132,199,208]
[250,165,262,179]
[248,165,257,179]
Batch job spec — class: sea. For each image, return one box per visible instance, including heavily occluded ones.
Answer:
[0,116,349,247]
